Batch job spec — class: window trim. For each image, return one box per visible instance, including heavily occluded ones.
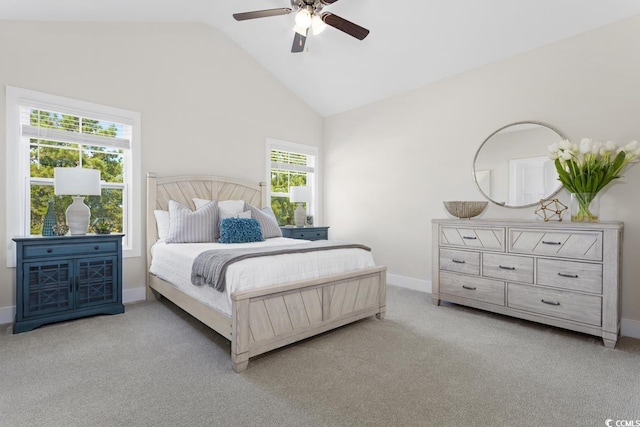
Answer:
[5,86,142,267]
[265,138,320,225]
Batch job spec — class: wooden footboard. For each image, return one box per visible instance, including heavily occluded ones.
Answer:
[230,266,387,373]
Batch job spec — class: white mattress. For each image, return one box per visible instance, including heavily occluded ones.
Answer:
[149,237,376,316]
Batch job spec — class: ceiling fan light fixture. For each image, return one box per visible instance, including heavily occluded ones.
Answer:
[293,24,307,36]
[295,9,312,29]
[311,14,327,35]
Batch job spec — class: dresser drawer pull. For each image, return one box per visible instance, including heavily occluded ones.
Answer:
[557,272,579,279]
[462,236,477,240]
[541,299,561,306]
[499,265,515,270]
[47,248,53,253]
[94,246,99,250]
[462,285,477,290]
[452,259,466,264]
[541,240,562,245]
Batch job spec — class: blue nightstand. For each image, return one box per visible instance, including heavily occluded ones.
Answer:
[12,234,125,334]
[280,226,329,241]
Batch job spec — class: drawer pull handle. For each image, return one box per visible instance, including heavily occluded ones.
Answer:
[541,299,561,306]
[499,265,515,270]
[542,240,562,245]
[452,259,466,264]
[462,285,476,290]
[558,272,578,279]
[47,248,53,253]
[94,246,99,250]
[462,236,477,240]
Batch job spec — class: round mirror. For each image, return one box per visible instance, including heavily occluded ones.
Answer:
[473,121,566,208]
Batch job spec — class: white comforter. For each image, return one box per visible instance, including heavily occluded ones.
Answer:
[149,237,376,316]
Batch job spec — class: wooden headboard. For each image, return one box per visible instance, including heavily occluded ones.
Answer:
[145,172,267,289]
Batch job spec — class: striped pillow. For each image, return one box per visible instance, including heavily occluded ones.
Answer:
[249,205,282,239]
[166,199,218,243]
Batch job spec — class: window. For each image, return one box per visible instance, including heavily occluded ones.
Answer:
[6,87,141,266]
[266,139,318,226]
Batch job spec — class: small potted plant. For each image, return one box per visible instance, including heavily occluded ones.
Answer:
[92,218,113,234]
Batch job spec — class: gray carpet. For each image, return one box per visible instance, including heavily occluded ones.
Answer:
[1,286,639,427]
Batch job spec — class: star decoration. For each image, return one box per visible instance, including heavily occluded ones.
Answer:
[535,198,567,222]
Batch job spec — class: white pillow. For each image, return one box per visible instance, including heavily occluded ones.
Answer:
[193,198,212,210]
[248,205,282,239]
[166,200,218,243]
[193,198,247,217]
[153,210,170,241]
[219,200,247,218]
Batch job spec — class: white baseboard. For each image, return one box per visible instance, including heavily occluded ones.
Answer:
[123,286,147,304]
[0,305,15,325]
[621,317,640,339]
[0,286,148,325]
[386,273,432,293]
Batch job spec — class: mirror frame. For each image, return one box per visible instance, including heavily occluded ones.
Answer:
[472,121,566,209]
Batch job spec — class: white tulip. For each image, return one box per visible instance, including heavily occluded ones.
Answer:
[624,140,639,152]
[548,151,559,160]
[561,150,574,161]
[559,139,572,150]
[604,140,617,152]
[580,139,592,154]
[548,143,559,153]
[591,141,602,155]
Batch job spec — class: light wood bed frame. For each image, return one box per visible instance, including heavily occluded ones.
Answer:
[146,173,387,372]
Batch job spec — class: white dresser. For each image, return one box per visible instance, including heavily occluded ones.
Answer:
[431,219,623,348]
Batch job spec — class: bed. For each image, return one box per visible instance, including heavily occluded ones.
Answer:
[146,172,387,372]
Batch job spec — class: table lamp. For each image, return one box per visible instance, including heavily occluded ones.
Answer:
[289,186,311,227]
[54,167,101,235]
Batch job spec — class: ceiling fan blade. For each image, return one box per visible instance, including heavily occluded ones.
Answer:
[233,8,292,21]
[291,29,308,53]
[322,13,369,40]
[320,0,341,4]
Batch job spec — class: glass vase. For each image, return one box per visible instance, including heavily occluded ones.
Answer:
[570,193,600,222]
[42,200,57,236]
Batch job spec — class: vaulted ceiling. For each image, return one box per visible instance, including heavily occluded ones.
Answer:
[2,0,640,116]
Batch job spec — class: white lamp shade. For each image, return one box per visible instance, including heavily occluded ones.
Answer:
[290,186,312,203]
[311,14,327,35]
[54,167,101,196]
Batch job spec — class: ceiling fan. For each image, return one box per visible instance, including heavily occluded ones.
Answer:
[233,0,370,53]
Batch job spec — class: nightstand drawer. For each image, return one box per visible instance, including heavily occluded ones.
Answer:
[23,241,118,258]
[280,226,329,241]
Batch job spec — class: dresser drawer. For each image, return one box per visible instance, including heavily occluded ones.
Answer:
[440,226,505,251]
[483,253,533,284]
[440,249,480,275]
[23,241,119,258]
[509,229,602,261]
[440,271,505,306]
[507,283,601,326]
[537,259,603,294]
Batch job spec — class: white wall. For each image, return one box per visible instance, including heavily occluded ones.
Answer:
[0,22,323,319]
[324,14,640,333]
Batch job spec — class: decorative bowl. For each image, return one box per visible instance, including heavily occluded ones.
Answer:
[92,218,113,234]
[443,201,488,219]
[51,224,69,236]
